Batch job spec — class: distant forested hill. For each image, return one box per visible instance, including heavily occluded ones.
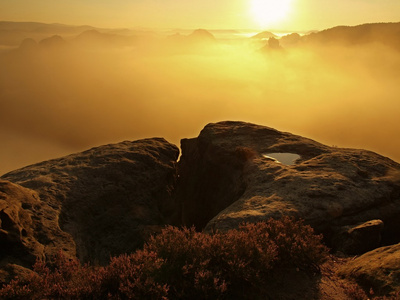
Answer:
[303,22,400,50]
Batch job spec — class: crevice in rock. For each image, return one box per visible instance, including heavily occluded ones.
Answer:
[175,138,248,230]
[0,210,14,231]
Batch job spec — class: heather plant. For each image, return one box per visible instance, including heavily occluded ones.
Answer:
[259,216,329,271]
[103,250,169,299]
[0,251,167,300]
[144,225,279,299]
[136,217,328,299]
[0,251,106,299]
[0,217,329,299]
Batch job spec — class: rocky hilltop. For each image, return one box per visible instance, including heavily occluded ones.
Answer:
[1,138,178,282]
[1,121,400,295]
[178,122,400,252]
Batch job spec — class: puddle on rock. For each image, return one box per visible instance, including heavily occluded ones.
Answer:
[262,153,301,165]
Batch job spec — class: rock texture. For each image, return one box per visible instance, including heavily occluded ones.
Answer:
[177,121,400,251]
[339,243,400,296]
[1,138,179,268]
[0,179,75,283]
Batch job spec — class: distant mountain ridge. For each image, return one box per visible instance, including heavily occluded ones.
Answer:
[0,21,138,46]
[302,22,400,50]
[1,20,400,50]
[0,21,94,33]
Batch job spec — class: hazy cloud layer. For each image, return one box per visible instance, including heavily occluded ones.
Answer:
[1,30,400,174]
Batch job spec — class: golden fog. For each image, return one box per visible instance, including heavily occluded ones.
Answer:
[1,26,400,174]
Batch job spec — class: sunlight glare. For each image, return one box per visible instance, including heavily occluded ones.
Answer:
[251,0,292,27]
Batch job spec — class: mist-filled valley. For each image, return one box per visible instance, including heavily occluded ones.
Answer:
[1,22,400,175]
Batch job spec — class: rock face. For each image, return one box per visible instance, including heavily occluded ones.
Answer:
[339,243,400,295]
[177,121,400,251]
[1,138,179,268]
[0,179,75,283]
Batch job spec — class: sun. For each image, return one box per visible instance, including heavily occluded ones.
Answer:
[251,0,292,28]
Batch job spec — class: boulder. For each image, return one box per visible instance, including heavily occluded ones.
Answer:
[332,219,384,254]
[339,243,400,296]
[177,121,400,251]
[2,138,179,265]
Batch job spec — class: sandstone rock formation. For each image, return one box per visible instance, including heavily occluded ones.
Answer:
[1,138,179,270]
[339,243,400,296]
[2,120,400,295]
[0,179,76,283]
[177,121,400,252]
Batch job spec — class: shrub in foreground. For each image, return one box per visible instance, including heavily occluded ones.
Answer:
[0,217,328,299]
[0,251,107,299]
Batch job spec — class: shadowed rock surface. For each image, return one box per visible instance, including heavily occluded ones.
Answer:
[177,121,400,252]
[332,219,385,255]
[2,138,179,268]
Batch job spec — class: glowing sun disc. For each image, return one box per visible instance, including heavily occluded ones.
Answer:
[251,0,292,27]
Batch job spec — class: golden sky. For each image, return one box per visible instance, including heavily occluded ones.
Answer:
[1,0,400,30]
